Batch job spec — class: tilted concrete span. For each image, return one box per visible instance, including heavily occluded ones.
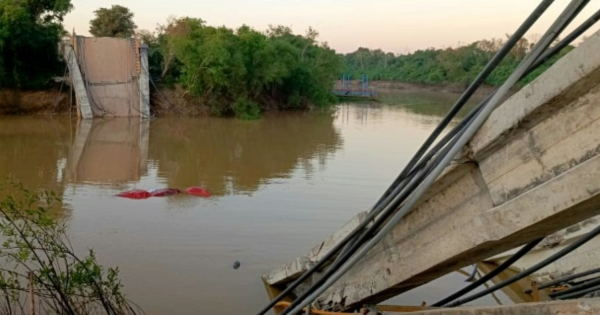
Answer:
[264,29,600,312]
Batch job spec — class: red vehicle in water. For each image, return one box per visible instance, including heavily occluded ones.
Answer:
[117,187,210,199]
[185,187,211,197]
[116,189,151,199]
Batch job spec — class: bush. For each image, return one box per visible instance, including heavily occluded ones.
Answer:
[0,180,141,315]
[232,98,261,120]
[0,0,73,89]
[141,19,343,117]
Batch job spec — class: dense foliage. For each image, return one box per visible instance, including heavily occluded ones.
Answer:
[89,5,136,38]
[140,18,344,118]
[0,181,141,314]
[343,36,575,87]
[0,0,72,89]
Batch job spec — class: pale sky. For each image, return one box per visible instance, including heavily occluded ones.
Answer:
[64,0,600,54]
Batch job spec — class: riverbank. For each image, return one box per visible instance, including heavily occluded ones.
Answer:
[335,79,515,95]
[0,89,70,115]
[0,81,509,117]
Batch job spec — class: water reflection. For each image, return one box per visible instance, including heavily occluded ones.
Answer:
[65,118,150,187]
[147,112,343,196]
[0,112,343,199]
[0,116,72,195]
[380,90,483,118]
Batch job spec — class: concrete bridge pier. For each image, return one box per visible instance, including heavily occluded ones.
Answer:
[62,35,151,119]
[63,45,93,119]
[139,44,151,119]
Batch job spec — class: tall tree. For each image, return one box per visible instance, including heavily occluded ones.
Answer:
[0,0,73,89]
[89,5,136,38]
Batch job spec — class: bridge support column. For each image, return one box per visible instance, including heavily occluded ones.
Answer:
[139,43,151,119]
[64,46,93,119]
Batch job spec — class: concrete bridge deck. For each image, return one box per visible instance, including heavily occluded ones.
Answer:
[263,29,600,312]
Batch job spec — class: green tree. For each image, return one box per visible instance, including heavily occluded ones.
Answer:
[342,36,574,88]
[145,18,343,118]
[0,0,73,89]
[89,5,136,38]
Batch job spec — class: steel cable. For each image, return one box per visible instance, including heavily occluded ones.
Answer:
[448,223,600,307]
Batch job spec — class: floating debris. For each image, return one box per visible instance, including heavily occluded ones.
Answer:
[233,261,241,270]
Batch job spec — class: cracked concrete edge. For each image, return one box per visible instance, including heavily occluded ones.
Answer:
[469,29,600,157]
[263,210,369,285]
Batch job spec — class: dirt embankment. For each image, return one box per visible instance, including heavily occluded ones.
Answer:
[335,80,507,96]
[150,85,211,116]
[0,89,70,115]
[150,85,285,117]
[0,81,511,116]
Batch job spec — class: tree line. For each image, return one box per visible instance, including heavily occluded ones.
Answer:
[342,36,575,87]
[0,0,72,89]
[0,2,577,117]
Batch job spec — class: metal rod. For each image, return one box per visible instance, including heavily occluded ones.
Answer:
[432,238,544,307]
[556,283,600,300]
[449,222,600,307]
[550,276,600,298]
[465,264,479,282]
[537,267,600,290]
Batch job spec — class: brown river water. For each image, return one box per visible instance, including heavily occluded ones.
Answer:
[0,91,511,314]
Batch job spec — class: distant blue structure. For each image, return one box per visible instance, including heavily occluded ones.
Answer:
[334,74,378,98]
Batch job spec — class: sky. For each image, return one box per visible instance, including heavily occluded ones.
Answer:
[63,0,600,54]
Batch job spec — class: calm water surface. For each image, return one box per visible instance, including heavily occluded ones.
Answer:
[0,91,508,314]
